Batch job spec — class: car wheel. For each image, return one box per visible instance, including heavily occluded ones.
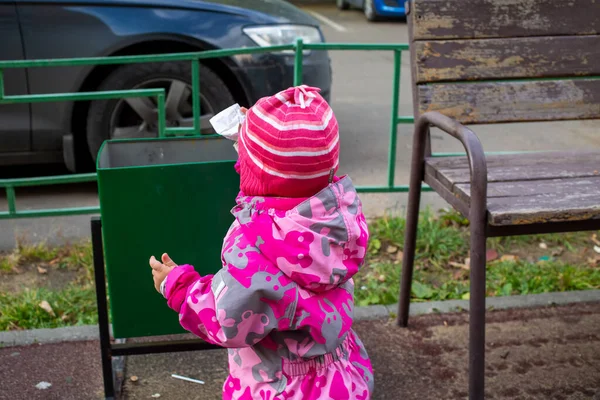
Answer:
[337,0,350,10]
[364,0,380,21]
[86,62,235,160]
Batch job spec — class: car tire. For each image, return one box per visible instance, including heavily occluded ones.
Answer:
[336,0,350,10]
[86,61,235,161]
[364,0,380,21]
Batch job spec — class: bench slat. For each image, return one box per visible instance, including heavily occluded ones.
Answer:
[455,177,600,203]
[414,36,600,84]
[487,192,600,225]
[419,79,600,124]
[428,152,600,170]
[412,0,600,40]
[425,152,600,225]
[426,156,600,188]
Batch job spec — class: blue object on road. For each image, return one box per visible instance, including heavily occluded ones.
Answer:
[338,0,407,21]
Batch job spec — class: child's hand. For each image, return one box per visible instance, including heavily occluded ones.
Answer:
[149,253,177,293]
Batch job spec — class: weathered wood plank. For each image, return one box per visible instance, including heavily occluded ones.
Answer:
[426,152,600,171]
[424,172,470,218]
[418,79,600,124]
[455,177,600,205]
[487,192,600,225]
[415,36,600,83]
[412,0,600,40]
[426,160,600,189]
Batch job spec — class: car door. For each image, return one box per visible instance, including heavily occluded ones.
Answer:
[0,3,31,153]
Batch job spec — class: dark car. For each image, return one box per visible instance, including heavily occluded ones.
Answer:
[0,0,332,171]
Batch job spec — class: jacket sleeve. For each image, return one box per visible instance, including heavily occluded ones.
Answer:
[164,263,295,348]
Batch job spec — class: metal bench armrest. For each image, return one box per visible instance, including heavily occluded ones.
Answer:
[412,111,488,220]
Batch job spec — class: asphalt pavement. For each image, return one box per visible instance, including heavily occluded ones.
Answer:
[1,3,599,251]
[2,302,600,399]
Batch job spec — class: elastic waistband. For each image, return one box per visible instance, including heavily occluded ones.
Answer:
[282,334,351,377]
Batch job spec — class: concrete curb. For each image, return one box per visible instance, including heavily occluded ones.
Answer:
[355,289,600,321]
[2,290,599,348]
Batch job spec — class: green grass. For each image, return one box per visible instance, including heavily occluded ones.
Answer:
[1,210,599,330]
[0,286,97,331]
[0,257,13,273]
[356,209,600,306]
[0,240,97,331]
[15,241,58,263]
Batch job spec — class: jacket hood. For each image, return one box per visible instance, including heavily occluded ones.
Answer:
[232,176,369,292]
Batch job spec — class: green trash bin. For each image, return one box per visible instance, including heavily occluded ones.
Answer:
[97,137,239,338]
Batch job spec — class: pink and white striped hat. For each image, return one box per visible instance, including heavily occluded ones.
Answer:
[238,85,340,198]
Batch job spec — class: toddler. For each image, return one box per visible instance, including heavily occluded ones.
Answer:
[150,85,374,400]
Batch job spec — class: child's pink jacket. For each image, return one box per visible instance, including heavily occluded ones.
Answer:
[164,176,374,399]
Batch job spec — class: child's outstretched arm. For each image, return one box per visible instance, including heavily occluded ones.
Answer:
[150,252,291,348]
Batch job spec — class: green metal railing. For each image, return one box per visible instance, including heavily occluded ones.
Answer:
[0,39,429,220]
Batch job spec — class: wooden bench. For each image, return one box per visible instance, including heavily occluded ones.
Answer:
[398,1,600,398]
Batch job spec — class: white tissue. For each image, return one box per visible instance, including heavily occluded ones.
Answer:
[209,103,245,141]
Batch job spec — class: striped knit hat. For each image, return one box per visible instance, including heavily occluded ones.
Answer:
[238,85,339,198]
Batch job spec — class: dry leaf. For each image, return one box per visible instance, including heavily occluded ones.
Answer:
[594,246,600,254]
[592,234,600,246]
[452,270,464,280]
[130,376,139,382]
[39,301,55,317]
[443,321,448,327]
[500,255,518,262]
[60,314,70,322]
[386,245,398,254]
[539,242,548,250]
[395,251,404,261]
[464,258,471,270]
[449,262,465,269]
[37,266,48,274]
[486,249,499,262]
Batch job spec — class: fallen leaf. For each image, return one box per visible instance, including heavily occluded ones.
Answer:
[552,247,564,257]
[452,270,464,280]
[37,266,48,274]
[464,258,471,270]
[61,314,70,322]
[39,300,55,317]
[486,249,499,262]
[539,242,548,250]
[592,234,600,246]
[130,376,139,382]
[594,246,600,255]
[500,255,518,262]
[386,245,398,254]
[462,292,470,300]
[395,251,404,261]
[49,258,60,266]
[35,382,52,390]
[449,261,465,269]
[443,321,448,327]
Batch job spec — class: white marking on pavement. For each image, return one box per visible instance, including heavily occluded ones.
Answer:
[171,374,205,385]
[306,10,348,32]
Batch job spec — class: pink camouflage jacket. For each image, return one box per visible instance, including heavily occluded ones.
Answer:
[163,176,374,399]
